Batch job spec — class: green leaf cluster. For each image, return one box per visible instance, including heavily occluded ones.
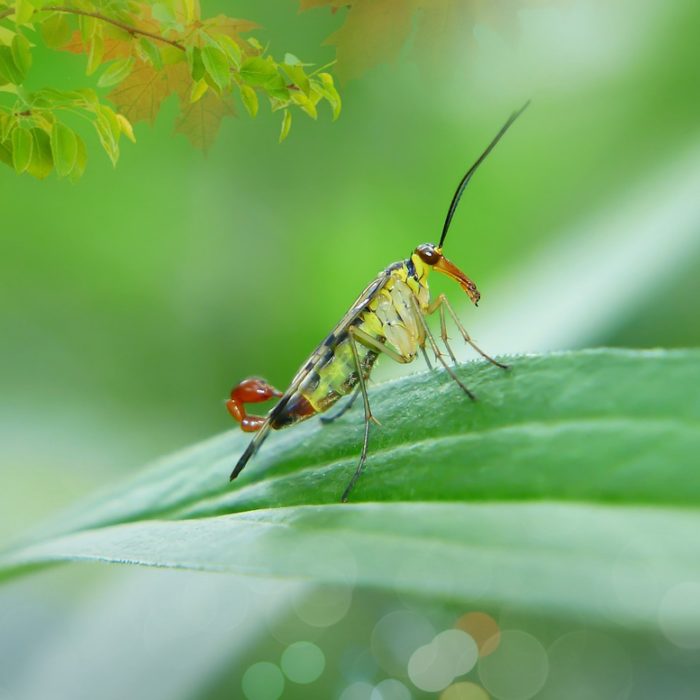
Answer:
[0,0,341,179]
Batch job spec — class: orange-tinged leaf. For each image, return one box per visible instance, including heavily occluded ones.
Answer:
[412,0,486,66]
[164,61,193,102]
[307,0,532,79]
[324,0,415,82]
[174,91,234,152]
[59,30,88,54]
[107,60,188,124]
[60,30,132,60]
[170,0,201,24]
[202,15,258,43]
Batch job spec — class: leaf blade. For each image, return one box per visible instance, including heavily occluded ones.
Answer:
[9,349,700,541]
[50,122,78,176]
[11,125,32,173]
[4,501,700,629]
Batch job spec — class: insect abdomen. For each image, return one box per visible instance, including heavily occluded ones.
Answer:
[270,263,427,430]
[270,328,380,429]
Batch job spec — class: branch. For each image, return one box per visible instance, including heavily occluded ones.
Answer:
[0,5,186,51]
[44,6,186,50]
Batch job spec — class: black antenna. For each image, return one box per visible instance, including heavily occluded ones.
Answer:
[438,101,530,249]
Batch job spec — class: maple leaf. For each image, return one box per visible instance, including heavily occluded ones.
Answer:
[201,14,260,56]
[305,0,536,80]
[174,91,235,152]
[107,60,177,124]
[203,15,259,41]
[170,0,202,24]
[60,30,132,61]
[324,0,415,82]
[412,0,478,68]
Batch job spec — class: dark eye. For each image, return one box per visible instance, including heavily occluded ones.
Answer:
[415,244,439,265]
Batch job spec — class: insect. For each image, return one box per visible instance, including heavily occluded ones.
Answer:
[226,103,528,501]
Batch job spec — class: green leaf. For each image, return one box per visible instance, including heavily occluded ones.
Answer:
[247,37,263,52]
[25,127,53,179]
[151,2,176,26]
[68,133,87,182]
[189,78,208,104]
[97,57,134,88]
[279,107,291,142]
[215,34,242,68]
[79,14,97,44]
[183,0,196,23]
[186,46,206,82]
[86,33,104,76]
[11,34,32,77]
[40,12,72,49]
[281,62,310,95]
[239,83,258,117]
[115,113,135,143]
[238,56,291,100]
[283,53,311,66]
[11,125,32,173]
[0,45,23,84]
[5,501,700,631]
[14,0,34,26]
[317,72,341,120]
[0,112,13,142]
[291,90,317,119]
[2,350,700,629]
[200,45,230,91]
[50,122,78,177]
[94,106,121,166]
[0,139,12,167]
[136,38,162,71]
[239,56,278,87]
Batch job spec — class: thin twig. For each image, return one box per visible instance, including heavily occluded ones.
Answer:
[0,5,186,51]
[43,5,185,50]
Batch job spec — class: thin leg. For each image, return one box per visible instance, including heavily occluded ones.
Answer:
[413,297,476,400]
[320,388,360,424]
[438,302,459,365]
[349,326,413,365]
[420,345,434,371]
[341,330,376,502]
[428,294,508,370]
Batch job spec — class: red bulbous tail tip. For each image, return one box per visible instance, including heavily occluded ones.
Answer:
[226,378,283,433]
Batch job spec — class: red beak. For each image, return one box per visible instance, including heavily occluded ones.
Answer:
[434,255,481,305]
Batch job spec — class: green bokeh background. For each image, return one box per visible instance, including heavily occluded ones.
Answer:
[1,0,700,698]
